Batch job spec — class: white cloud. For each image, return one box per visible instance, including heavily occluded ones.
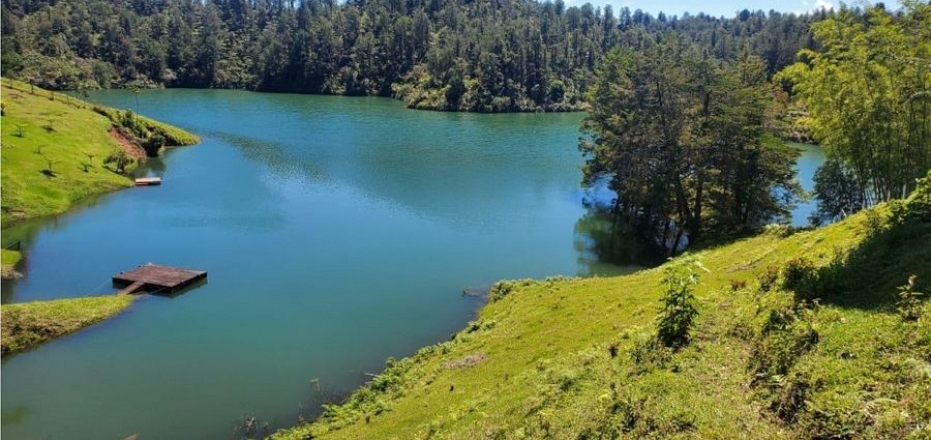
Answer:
[814,0,834,10]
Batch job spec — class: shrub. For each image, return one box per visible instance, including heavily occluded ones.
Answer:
[103,150,133,174]
[730,279,748,291]
[748,299,819,381]
[758,265,780,293]
[864,207,885,238]
[896,275,923,322]
[769,372,812,423]
[488,279,536,302]
[780,257,818,298]
[779,249,849,303]
[656,256,703,349]
[762,223,793,237]
[893,170,931,223]
[628,333,673,372]
[141,132,165,156]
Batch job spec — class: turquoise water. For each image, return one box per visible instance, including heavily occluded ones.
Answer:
[0,91,632,440]
[792,142,827,225]
[0,90,823,440]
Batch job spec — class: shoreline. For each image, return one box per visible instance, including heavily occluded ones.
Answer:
[0,295,135,356]
[268,198,931,439]
[0,78,200,229]
[38,82,589,114]
[0,79,199,348]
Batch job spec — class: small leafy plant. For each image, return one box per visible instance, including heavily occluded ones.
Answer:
[896,275,923,322]
[656,256,704,349]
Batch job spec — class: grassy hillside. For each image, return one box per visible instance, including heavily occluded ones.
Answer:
[273,178,931,439]
[1,248,22,279]
[1,295,134,356]
[0,78,198,226]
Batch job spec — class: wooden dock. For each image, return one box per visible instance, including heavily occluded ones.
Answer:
[112,263,207,295]
[135,177,162,186]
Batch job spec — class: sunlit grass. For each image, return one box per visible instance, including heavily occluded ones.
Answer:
[1,295,134,356]
[273,204,930,439]
[0,78,198,226]
[1,248,22,279]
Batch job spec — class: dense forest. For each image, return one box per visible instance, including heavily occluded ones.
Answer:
[2,0,827,111]
[2,0,927,246]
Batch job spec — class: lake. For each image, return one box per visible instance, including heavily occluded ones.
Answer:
[0,90,823,440]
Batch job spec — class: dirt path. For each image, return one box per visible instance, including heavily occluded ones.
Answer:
[108,128,146,159]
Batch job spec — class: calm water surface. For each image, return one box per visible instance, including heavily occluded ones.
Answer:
[1,90,631,440]
[0,90,823,440]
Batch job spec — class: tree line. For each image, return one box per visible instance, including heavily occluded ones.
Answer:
[2,0,826,111]
[2,0,924,250]
[580,1,930,252]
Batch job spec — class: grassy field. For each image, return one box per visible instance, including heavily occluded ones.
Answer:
[1,295,134,356]
[0,78,198,227]
[272,181,931,439]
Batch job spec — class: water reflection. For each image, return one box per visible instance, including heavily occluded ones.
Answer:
[0,405,32,426]
[573,210,666,275]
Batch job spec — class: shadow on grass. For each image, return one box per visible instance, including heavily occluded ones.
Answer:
[800,205,931,311]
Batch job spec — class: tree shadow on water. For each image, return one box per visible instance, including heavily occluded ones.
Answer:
[573,210,667,276]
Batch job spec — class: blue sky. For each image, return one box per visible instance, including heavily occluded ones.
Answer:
[565,0,903,19]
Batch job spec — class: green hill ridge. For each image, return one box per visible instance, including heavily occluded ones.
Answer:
[272,178,931,440]
[0,78,198,227]
[0,78,198,277]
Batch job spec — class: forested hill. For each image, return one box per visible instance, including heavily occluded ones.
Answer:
[1,0,827,111]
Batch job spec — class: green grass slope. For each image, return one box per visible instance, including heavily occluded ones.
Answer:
[274,180,931,440]
[1,295,134,356]
[1,248,22,279]
[0,78,198,226]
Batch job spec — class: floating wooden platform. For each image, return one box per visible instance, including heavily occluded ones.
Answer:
[135,177,162,186]
[113,263,207,295]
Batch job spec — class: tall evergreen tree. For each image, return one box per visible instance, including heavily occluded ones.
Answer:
[580,41,799,248]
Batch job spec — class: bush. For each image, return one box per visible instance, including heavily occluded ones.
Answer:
[103,150,133,174]
[896,275,923,322]
[488,279,536,302]
[142,132,166,156]
[656,256,703,349]
[779,253,845,302]
[780,257,818,298]
[895,170,931,223]
[769,372,812,423]
[748,299,819,380]
[628,333,673,372]
[758,265,780,293]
